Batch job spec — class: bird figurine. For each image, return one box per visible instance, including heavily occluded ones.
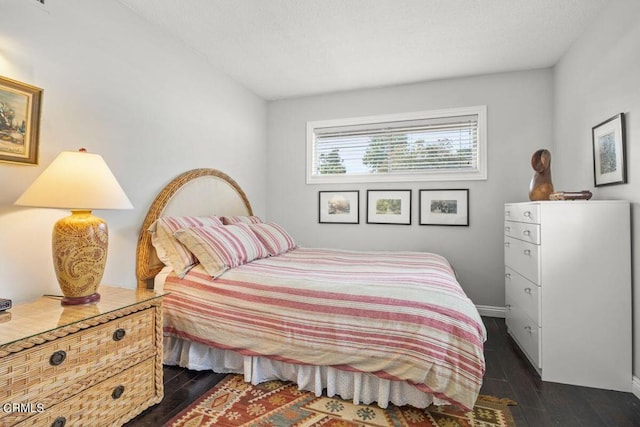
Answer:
[529,149,554,201]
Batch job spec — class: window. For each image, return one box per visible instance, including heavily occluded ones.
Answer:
[306,106,487,184]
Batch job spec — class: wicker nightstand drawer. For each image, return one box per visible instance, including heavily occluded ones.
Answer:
[14,359,156,427]
[0,286,163,427]
[1,309,154,408]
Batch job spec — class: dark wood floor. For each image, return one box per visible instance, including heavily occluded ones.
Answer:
[125,317,640,426]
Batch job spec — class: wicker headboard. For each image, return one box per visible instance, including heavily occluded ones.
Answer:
[135,168,253,289]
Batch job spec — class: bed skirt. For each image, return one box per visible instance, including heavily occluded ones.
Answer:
[163,336,448,409]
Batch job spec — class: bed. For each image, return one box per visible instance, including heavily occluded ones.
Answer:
[136,168,486,411]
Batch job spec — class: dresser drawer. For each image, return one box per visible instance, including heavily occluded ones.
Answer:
[505,267,540,326]
[0,308,155,409]
[505,203,540,224]
[504,220,540,244]
[506,306,541,369]
[504,236,540,284]
[15,358,156,427]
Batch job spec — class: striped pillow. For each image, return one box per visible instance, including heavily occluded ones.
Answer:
[221,215,262,225]
[149,216,223,277]
[249,222,297,256]
[174,223,268,278]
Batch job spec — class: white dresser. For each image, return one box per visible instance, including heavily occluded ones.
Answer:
[504,201,631,391]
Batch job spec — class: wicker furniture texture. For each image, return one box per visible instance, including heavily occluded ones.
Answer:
[136,168,253,289]
[0,286,163,426]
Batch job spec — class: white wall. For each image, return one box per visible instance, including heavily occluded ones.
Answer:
[553,0,640,382]
[0,0,267,302]
[267,69,554,308]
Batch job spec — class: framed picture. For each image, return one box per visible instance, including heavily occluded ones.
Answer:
[419,189,469,226]
[366,190,411,225]
[318,191,359,224]
[0,76,43,165]
[592,113,626,187]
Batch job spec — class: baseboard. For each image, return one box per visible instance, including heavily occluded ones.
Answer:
[476,305,505,318]
[633,376,640,400]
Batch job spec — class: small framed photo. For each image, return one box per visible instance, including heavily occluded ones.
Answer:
[592,113,626,187]
[319,191,359,224]
[366,190,411,225]
[0,76,43,165]
[420,189,469,226]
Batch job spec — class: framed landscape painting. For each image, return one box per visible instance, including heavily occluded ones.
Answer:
[420,189,469,226]
[366,190,411,225]
[0,76,43,165]
[318,191,359,224]
[592,113,626,187]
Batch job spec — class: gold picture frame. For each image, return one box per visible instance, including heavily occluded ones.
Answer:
[0,76,43,165]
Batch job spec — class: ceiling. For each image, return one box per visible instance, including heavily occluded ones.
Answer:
[117,0,609,101]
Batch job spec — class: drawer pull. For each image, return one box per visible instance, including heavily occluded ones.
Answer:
[51,416,67,427]
[49,350,67,366]
[112,385,125,399]
[524,211,532,218]
[523,230,531,236]
[524,326,532,333]
[505,210,511,217]
[524,287,532,294]
[113,328,126,341]
[505,273,511,279]
[524,249,531,256]
[504,242,510,248]
[504,226,511,232]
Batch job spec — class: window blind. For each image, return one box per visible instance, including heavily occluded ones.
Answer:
[307,106,486,183]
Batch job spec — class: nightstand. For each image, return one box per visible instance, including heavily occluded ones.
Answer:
[0,286,164,426]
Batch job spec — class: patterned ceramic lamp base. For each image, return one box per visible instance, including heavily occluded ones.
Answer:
[52,210,108,305]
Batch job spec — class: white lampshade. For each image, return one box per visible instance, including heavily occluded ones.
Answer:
[15,149,133,210]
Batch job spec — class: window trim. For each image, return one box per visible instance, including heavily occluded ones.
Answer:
[306,105,487,184]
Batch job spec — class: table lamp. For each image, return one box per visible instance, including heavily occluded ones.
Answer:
[15,149,133,305]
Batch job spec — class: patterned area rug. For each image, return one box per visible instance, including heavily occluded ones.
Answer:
[165,374,517,427]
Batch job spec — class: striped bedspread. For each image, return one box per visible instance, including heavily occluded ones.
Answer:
[163,247,486,410]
